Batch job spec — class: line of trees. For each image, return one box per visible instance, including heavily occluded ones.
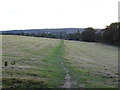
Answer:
[2,22,120,46]
[68,22,120,45]
[102,22,119,45]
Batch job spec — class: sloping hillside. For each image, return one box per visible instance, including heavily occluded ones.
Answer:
[2,35,118,88]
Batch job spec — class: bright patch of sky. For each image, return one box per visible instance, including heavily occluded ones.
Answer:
[0,0,119,30]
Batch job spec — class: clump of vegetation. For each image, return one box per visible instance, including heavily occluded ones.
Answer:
[11,61,16,65]
[5,61,8,67]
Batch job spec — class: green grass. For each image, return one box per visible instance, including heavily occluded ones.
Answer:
[64,40,118,88]
[2,35,118,88]
[2,35,65,88]
[38,40,65,88]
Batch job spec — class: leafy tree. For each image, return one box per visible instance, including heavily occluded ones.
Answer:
[102,22,119,45]
[81,27,95,42]
[95,32,102,42]
[68,30,81,41]
[21,32,25,36]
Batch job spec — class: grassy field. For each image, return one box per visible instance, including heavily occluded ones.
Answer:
[2,35,118,88]
[64,40,118,88]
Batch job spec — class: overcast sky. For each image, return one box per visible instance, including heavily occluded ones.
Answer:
[0,0,119,31]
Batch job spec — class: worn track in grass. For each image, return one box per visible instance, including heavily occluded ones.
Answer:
[2,35,66,88]
[2,35,118,88]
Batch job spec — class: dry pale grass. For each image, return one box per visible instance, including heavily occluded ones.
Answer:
[64,40,118,75]
[2,35,61,80]
[2,35,65,88]
[2,35,60,66]
[64,40,118,87]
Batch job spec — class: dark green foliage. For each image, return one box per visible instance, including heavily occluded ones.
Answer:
[68,30,81,41]
[81,27,95,42]
[11,61,16,65]
[95,32,102,42]
[102,22,120,45]
[21,32,25,36]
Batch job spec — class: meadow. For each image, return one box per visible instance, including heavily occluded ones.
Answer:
[2,35,118,88]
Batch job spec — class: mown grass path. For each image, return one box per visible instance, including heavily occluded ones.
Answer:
[55,40,75,88]
[2,36,71,88]
[37,40,67,88]
[42,40,75,88]
[2,35,118,88]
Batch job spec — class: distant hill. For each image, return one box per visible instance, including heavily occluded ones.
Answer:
[1,28,85,35]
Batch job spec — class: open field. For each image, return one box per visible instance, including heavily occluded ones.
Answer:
[2,35,118,88]
[64,40,118,88]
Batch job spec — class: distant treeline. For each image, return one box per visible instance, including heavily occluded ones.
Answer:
[68,22,119,46]
[2,22,120,46]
